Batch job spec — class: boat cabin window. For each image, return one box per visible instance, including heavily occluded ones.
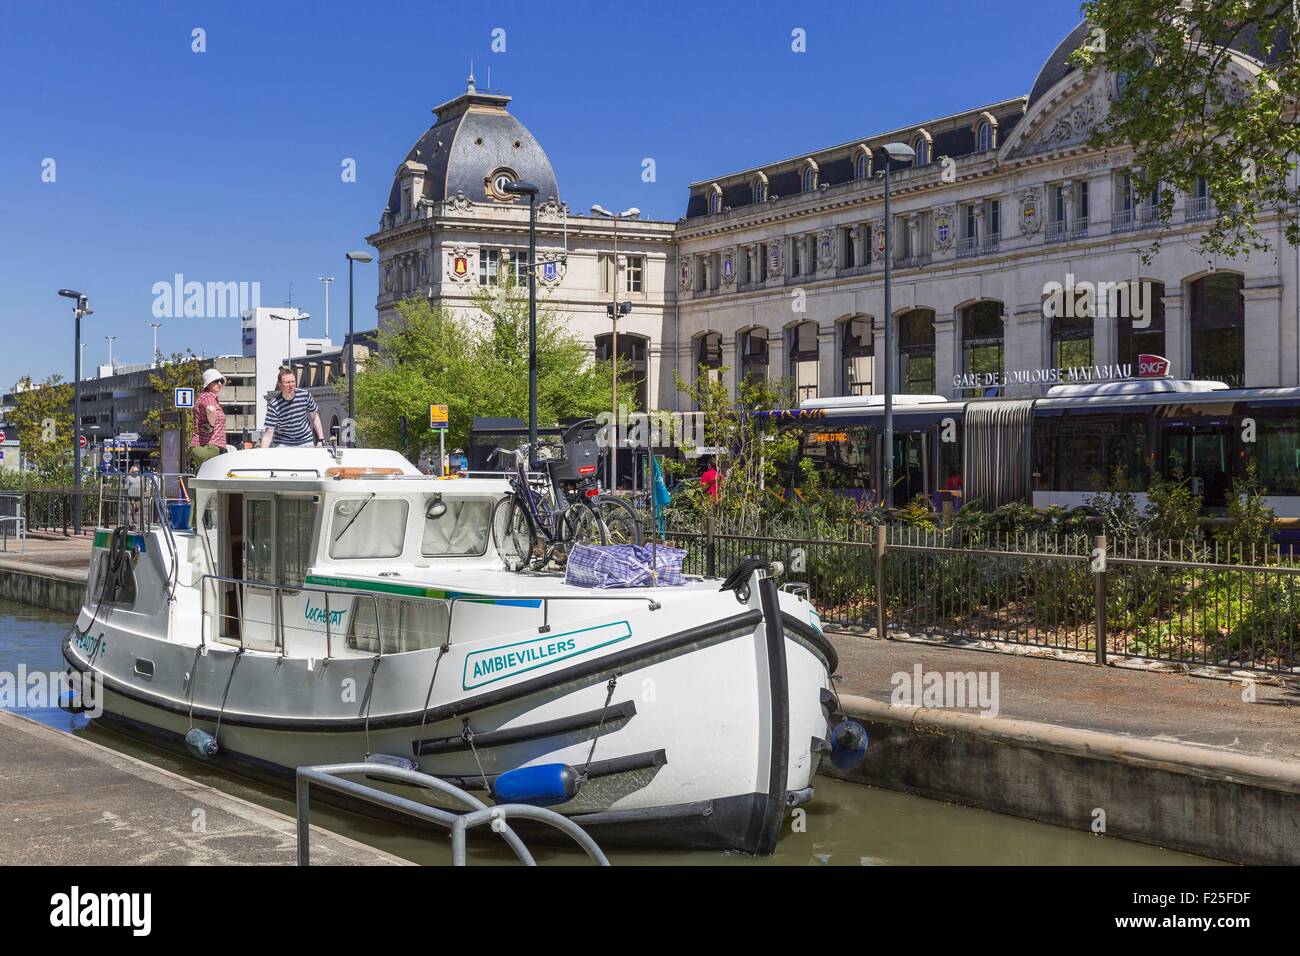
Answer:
[422,497,491,556]
[329,496,408,559]
[244,495,319,587]
[347,597,449,654]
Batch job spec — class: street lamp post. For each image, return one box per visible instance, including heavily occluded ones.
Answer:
[591,204,640,490]
[502,181,540,463]
[148,322,161,366]
[318,276,334,339]
[58,290,92,535]
[104,335,117,371]
[344,252,374,447]
[269,312,309,375]
[876,142,916,510]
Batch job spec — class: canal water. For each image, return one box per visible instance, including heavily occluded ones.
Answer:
[0,599,1219,865]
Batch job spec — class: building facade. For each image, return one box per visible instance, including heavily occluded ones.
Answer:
[369,27,1299,415]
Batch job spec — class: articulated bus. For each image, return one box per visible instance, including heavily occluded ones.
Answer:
[756,379,1300,530]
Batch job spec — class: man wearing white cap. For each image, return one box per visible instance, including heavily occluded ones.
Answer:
[190,367,229,471]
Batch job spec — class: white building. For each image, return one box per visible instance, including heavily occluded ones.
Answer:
[241,307,333,428]
[368,27,1299,416]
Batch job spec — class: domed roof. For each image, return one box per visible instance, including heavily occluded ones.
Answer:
[1028,20,1291,109]
[386,77,560,215]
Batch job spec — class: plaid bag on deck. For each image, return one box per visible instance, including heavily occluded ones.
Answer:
[565,544,688,588]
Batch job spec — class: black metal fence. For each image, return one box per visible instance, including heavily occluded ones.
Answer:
[660,520,1300,674]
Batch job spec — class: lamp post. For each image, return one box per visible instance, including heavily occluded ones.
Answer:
[344,252,373,447]
[58,289,92,535]
[875,142,916,510]
[104,335,117,371]
[318,276,334,339]
[502,181,540,462]
[148,322,161,366]
[269,312,309,373]
[591,204,640,490]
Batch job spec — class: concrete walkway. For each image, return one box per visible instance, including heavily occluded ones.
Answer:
[0,711,408,866]
[0,532,93,573]
[828,631,1300,763]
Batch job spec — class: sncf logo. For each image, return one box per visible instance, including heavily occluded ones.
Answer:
[1138,354,1170,378]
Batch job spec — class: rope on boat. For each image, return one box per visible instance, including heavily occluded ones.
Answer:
[361,654,381,758]
[581,676,620,779]
[419,643,450,727]
[462,721,491,792]
[212,648,244,744]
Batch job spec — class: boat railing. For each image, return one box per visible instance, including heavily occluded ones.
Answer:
[197,571,666,658]
[198,572,385,660]
[295,762,609,866]
[444,590,663,639]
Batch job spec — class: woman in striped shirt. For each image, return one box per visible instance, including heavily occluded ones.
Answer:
[260,368,325,447]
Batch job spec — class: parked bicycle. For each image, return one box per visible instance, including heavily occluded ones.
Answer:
[489,419,642,571]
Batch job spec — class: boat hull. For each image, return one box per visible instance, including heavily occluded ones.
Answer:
[65,577,833,854]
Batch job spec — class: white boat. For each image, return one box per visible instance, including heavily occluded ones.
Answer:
[62,446,840,853]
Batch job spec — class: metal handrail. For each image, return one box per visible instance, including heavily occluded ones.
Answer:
[198,572,382,658]
[295,762,609,866]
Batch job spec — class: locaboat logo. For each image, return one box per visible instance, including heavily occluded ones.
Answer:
[50,886,151,936]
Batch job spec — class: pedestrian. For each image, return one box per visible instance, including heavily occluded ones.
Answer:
[125,463,143,528]
[700,457,721,499]
[191,368,229,472]
[260,367,324,448]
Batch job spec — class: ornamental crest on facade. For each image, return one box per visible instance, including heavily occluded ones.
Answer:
[1019,188,1042,234]
[817,230,834,267]
[679,257,691,291]
[443,190,474,215]
[722,248,736,284]
[448,245,471,283]
[933,207,955,251]
[539,253,566,286]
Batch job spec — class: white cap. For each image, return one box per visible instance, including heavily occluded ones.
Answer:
[201,368,227,389]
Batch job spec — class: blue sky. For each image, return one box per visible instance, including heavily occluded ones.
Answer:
[0,0,1083,387]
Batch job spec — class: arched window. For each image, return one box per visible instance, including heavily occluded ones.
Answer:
[960,301,1005,392]
[912,136,930,166]
[840,317,874,396]
[897,309,936,394]
[695,332,723,388]
[737,327,769,388]
[801,161,818,193]
[854,149,872,182]
[1189,273,1245,386]
[1051,308,1094,374]
[788,321,820,401]
[1117,281,1166,374]
[596,333,649,409]
[751,174,768,204]
[707,184,722,215]
[329,414,341,442]
[977,121,992,152]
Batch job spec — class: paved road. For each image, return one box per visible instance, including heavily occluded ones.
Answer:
[0,711,407,866]
[829,631,1300,763]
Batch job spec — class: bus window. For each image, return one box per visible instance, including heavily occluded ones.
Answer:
[1255,416,1300,494]
[1163,425,1230,507]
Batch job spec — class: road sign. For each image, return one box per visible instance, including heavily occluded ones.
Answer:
[78,435,87,449]
[117,432,140,443]
[175,387,195,408]
[429,404,448,430]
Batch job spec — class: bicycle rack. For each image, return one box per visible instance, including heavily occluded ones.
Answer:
[295,762,610,866]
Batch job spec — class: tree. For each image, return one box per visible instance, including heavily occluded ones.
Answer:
[1072,1,1300,259]
[142,351,204,458]
[8,375,75,481]
[352,284,623,458]
[663,368,800,536]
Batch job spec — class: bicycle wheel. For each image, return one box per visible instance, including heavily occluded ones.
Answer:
[560,500,607,553]
[595,495,643,546]
[491,494,536,571]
